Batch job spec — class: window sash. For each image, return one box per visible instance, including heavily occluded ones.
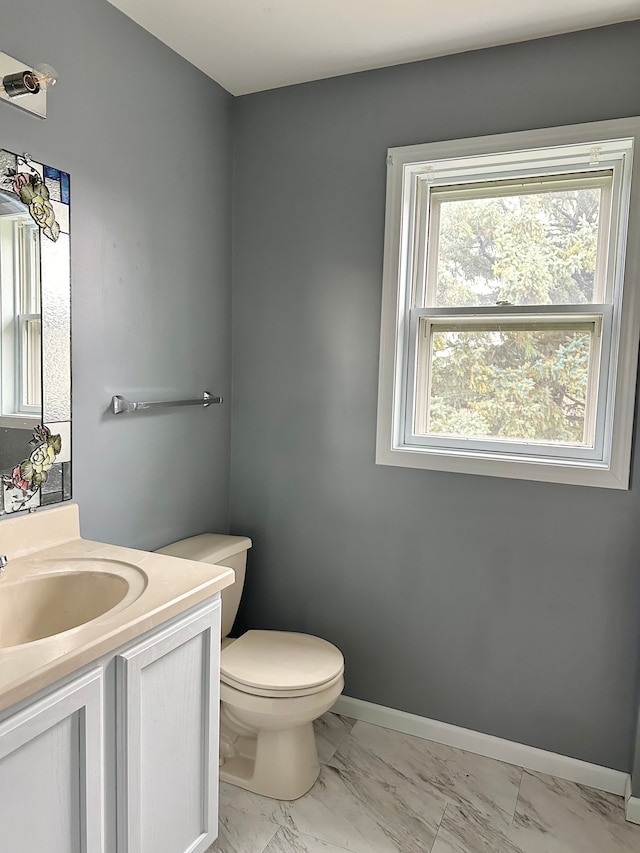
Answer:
[17,313,41,413]
[427,172,612,203]
[14,219,41,315]
[404,305,612,461]
[409,159,624,311]
[424,173,613,307]
[16,223,41,414]
[0,216,41,418]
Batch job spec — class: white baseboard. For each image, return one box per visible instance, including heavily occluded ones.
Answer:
[333,695,629,798]
[625,777,640,824]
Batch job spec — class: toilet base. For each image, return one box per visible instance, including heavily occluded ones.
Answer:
[220,722,320,800]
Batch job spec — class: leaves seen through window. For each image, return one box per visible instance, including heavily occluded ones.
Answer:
[419,182,604,444]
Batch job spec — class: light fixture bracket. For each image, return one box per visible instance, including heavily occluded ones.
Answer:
[0,51,48,119]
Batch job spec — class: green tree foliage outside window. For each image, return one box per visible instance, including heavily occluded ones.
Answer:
[424,187,601,444]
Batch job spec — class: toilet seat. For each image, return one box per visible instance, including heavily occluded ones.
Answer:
[221,667,344,698]
[221,630,344,698]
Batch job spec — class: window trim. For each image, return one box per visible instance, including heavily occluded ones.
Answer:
[376,118,640,489]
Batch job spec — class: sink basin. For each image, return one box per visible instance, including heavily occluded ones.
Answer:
[0,562,147,648]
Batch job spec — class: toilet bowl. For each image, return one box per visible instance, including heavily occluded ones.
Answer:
[156,534,344,800]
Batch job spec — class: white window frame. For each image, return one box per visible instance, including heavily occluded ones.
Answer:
[376,118,640,489]
[0,214,41,428]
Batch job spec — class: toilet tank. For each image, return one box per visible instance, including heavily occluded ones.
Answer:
[156,534,252,638]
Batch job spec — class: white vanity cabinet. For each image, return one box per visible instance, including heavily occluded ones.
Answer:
[0,667,104,852]
[0,596,221,853]
[116,600,220,853]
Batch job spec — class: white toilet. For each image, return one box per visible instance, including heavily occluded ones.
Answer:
[156,534,344,801]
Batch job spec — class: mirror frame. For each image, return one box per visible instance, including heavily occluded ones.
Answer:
[0,149,71,515]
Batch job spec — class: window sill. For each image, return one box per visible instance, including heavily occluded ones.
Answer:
[375,442,629,489]
[0,414,40,430]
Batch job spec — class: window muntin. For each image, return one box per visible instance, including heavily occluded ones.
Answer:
[376,122,640,487]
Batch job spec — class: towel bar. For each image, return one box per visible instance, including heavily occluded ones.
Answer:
[111,391,222,415]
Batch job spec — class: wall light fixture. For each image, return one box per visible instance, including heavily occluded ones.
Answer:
[0,52,57,119]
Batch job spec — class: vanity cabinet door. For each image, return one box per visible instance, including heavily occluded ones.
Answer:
[0,667,104,853]
[116,598,220,853]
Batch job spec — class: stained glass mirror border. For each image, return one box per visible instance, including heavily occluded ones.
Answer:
[0,149,71,515]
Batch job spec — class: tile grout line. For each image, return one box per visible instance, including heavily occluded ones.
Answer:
[317,715,357,767]
[296,828,361,853]
[510,766,525,827]
[322,732,350,766]
[257,821,280,853]
[429,802,450,853]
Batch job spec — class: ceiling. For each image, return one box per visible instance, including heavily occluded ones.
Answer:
[107,0,640,96]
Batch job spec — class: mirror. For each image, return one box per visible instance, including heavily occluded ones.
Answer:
[0,149,71,515]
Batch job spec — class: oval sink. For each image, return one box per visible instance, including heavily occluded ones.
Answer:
[0,568,143,648]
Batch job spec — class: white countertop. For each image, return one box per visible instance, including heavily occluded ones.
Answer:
[0,504,234,712]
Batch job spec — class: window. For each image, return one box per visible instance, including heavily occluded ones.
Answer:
[0,211,41,426]
[376,119,640,488]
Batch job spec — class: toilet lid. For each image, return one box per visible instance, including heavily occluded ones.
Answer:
[220,630,344,693]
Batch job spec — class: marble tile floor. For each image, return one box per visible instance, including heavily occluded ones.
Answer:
[208,713,640,853]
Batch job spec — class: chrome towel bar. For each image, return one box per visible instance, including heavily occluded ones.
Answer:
[111,391,222,415]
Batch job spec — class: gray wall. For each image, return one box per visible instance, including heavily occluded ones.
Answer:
[633,699,640,795]
[231,23,640,773]
[1,0,233,548]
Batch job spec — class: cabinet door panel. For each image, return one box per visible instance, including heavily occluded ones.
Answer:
[0,668,103,853]
[116,599,220,853]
